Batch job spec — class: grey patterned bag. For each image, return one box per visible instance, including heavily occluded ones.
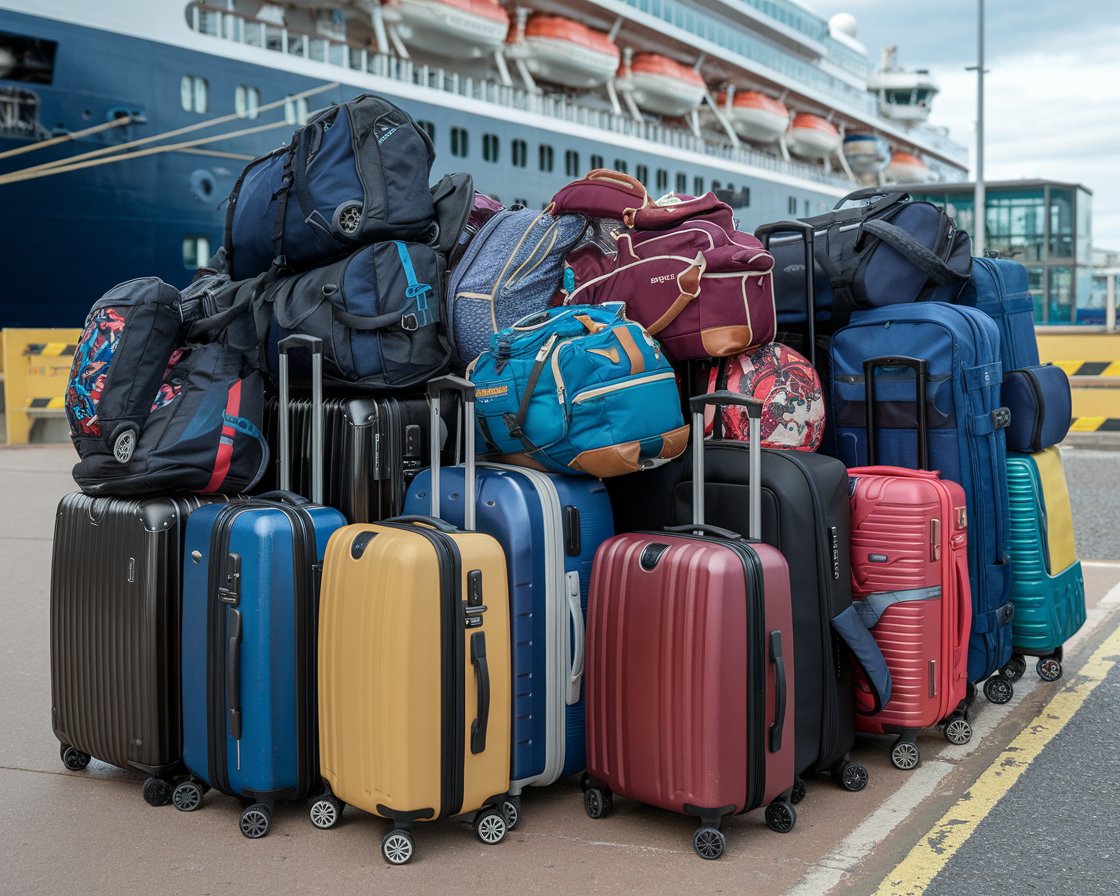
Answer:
[445,207,588,369]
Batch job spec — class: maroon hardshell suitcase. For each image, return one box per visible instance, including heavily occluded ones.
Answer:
[583,391,797,860]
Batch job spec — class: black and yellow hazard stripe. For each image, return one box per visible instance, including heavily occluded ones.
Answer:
[1054,361,1120,378]
[24,342,77,357]
[28,397,66,411]
[1068,417,1120,433]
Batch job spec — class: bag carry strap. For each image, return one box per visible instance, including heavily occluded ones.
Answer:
[835,187,910,209]
[203,383,270,494]
[861,219,968,288]
[644,253,706,336]
[832,604,893,715]
[277,334,324,504]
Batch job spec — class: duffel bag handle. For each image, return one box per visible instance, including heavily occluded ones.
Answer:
[836,187,910,209]
[277,335,324,504]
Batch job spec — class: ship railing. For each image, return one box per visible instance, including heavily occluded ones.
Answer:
[189,3,851,189]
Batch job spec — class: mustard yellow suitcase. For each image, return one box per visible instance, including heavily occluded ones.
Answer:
[311,377,512,864]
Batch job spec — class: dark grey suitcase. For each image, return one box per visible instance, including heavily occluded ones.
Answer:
[50,492,222,805]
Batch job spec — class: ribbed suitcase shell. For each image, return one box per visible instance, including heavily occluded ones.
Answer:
[586,531,795,819]
[1006,448,1085,658]
[181,499,345,806]
[50,493,215,778]
[847,468,971,742]
[318,521,511,823]
[404,464,614,792]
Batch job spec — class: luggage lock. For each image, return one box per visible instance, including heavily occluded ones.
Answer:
[465,569,487,628]
[219,553,241,605]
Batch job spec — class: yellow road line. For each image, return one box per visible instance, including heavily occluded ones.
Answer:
[872,618,1120,896]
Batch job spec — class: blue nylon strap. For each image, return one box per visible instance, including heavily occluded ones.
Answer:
[394,240,435,328]
[853,586,942,628]
[972,602,1015,634]
[222,413,270,485]
[833,605,893,715]
[965,361,1002,392]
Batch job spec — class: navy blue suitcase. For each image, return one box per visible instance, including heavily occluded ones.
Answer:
[404,434,613,819]
[175,336,346,837]
[955,256,1040,372]
[829,303,1016,705]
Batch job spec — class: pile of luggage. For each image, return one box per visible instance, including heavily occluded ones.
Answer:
[50,93,1086,864]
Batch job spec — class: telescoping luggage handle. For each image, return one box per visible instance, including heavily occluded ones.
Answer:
[754,220,817,367]
[426,375,477,531]
[863,356,929,470]
[277,334,325,504]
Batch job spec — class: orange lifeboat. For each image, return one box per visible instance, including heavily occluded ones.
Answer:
[617,53,706,117]
[507,14,620,89]
[787,113,842,160]
[885,150,937,183]
[394,0,510,60]
[718,90,789,143]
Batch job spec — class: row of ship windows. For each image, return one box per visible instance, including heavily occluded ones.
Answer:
[180,76,311,124]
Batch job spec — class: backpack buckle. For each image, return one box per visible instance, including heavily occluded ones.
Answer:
[401,313,419,331]
[992,407,1011,429]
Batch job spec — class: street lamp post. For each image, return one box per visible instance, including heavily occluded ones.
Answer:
[968,0,986,256]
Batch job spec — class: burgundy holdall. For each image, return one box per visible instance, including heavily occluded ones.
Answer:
[558,191,777,362]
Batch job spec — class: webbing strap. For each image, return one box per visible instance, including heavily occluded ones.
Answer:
[394,241,435,329]
[853,585,942,628]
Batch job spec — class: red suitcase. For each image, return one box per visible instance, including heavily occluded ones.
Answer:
[848,466,973,770]
[583,391,797,860]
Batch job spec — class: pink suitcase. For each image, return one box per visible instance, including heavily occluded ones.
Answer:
[848,465,973,769]
[583,391,796,860]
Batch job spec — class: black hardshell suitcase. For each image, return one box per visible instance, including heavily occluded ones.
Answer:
[50,492,224,805]
[259,395,450,523]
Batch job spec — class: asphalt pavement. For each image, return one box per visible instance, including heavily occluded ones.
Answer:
[2,442,1118,896]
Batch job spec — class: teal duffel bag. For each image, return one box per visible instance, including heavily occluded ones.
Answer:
[467,303,689,477]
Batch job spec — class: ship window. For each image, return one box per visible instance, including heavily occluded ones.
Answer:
[636,164,649,186]
[656,169,668,192]
[418,120,435,142]
[284,96,309,126]
[0,31,58,84]
[565,150,580,177]
[512,139,527,168]
[482,133,500,163]
[693,176,704,196]
[788,196,797,215]
[450,127,469,158]
[180,75,208,114]
[804,199,810,215]
[182,236,211,270]
[614,159,628,174]
[676,173,687,194]
[539,145,554,172]
[711,180,721,191]
[591,154,604,170]
[235,85,260,120]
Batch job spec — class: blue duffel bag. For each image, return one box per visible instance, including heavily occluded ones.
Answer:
[1002,364,1072,452]
[467,304,689,477]
[224,94,437,280]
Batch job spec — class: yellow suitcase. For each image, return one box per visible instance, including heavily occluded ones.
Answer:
[311,377,512,864]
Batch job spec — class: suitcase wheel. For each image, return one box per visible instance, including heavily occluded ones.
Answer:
[692,826,726,860]
[59,744,91,772]
[381,829,415,865]
[172,780,204,812]
[500,795,521,831]
[942,716,973,746]
[1001,655,1027,684]
[983,674,1014,705]
[239,803,272,839]
[309,795,344,830]
[790,777,806,805]
[583,786,613,820]
[764,799,796,834]
[1036,657,1063,682]
[141,777,173,807]
[837,761,869,793]
[474,807,508,845]
[890,738,920,771]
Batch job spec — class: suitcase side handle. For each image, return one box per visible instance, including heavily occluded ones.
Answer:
[226,608,243,741]
[565,571,584,705]
[469,631,490,754]
[688,392,762,539]
[427,376,477,531]
[277,334,325,503]
[755,220,816,367]
[863,356,929,470]
[768,629,786,753]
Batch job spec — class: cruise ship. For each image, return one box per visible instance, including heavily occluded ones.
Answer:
[0,0,968,327]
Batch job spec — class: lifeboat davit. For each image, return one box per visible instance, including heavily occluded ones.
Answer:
[507,15,620,89]
[616,53,706,118]
[717,91,789,144]
[394,0,509,59]
[842,133,891,178]
[787,114,842,160]
[885,150,936,183]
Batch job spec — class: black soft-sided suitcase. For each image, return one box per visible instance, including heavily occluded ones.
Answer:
[50,492,224,805]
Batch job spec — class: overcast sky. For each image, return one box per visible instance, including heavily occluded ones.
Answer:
[804,1,1120,251]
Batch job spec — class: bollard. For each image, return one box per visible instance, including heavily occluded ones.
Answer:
[1,328,81,445]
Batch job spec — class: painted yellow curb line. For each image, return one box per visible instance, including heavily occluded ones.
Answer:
[872,619,1120,896]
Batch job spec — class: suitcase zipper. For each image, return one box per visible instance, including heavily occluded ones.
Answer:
[1017,368,1046,452]
[570,371,676,404]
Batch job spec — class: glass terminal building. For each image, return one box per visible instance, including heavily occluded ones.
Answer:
[910,180,1097,325]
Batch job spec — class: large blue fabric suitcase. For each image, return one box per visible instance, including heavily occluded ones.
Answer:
[404,456,613,815]
[828,303,1016,702]
[955,257,1039,372]
[175,336,346,838]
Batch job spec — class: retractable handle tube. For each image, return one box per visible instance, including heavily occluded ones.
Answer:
[277,335,324,504]
[863,356,929,470]
[426,375,477,531]
[754,220,817,367]
[687,392,763,539]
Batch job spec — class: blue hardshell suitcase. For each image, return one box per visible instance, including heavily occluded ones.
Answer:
[829,303,1016,703]
[404,453,613,808]
[175,336,346,837]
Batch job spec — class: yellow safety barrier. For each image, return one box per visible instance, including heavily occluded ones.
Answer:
[2,328,81,446]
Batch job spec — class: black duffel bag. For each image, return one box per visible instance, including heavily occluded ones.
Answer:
[765,188,973,330]
[260,240,451,392]
[224,93,437,280]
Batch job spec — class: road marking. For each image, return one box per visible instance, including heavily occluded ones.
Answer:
[870,615,1120,896]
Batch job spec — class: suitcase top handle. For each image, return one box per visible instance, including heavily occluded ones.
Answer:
[277,335,324,504]
[688,391,763,540]
[427,375,477,531]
